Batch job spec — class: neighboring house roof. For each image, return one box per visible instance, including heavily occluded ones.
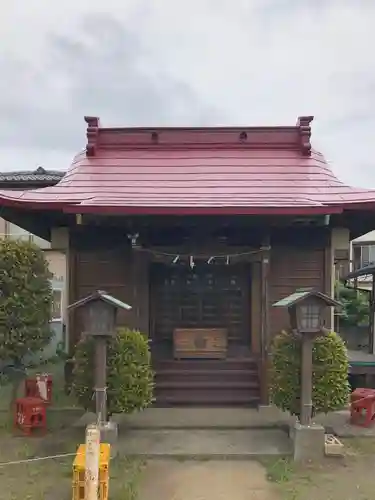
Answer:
[345,264,375,280]
[352,230,375,244]
[1,116,375,216]
[0,167,64,186]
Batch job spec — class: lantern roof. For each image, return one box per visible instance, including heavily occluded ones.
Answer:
[67,289,132,311]
[272,288,341,308]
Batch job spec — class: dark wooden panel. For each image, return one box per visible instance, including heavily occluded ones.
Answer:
[150,264,250,346]
[173,328,228,359]
[269,246,325,336]
[251,262,261,353]
[70,245,150,346]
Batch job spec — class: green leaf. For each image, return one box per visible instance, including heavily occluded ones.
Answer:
[72,327,154,414]
[0,239,53,363]
[269,329,350,416]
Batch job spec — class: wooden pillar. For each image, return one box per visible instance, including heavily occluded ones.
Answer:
[300,335,313,425]
[323,229,334,330]
[259,237,270,405]
[51,227,77,391]
[132,249,150,336]
[251,262,261,354]
[95,337,107,423]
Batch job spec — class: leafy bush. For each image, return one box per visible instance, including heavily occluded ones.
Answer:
[0,239,53,364]
[72,327,154,414]
[335,281,369,326]
[270,330,350,417]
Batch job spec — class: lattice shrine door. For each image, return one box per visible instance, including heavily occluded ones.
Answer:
[150,263,251,358]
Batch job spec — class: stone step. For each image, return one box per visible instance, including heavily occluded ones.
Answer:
[155,380,259,390]
[155,369,258,383]
[112,407,291,429]
[154,392,260,407]
[153,358,258,371]
[117,428,292,459]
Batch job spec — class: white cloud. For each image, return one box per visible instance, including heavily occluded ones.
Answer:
[1,0,375,187]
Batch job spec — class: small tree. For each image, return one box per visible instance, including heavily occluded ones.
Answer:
[0,239,53,402]
[335,281,369,326]
[72,327,154,414]
[270,330,350,417]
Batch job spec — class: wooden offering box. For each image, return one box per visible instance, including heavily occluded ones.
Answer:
[173,328,227,359]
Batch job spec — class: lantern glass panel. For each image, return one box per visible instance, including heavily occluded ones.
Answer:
[85,301,115,336]
[299,303,321,331]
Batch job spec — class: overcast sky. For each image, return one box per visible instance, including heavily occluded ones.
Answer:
[1,0,374,187]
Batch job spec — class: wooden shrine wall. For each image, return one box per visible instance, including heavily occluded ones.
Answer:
[67,225,332,352]
[269,227,331,337]
[68,228,150,351]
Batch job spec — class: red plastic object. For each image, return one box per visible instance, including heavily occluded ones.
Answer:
[14,397,47,435]
[24,374,52,404]
[350,388,375,427]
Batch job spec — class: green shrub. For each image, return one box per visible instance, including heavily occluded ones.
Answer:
[335,281,369,326]
[72,327,154,414]
[270,330,350,417]
[0,239,52,364]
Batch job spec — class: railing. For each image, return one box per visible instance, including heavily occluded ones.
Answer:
[335,259,372,283]
[352,257,375,271]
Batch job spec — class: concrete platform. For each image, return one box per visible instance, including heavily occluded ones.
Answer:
[112,407,375,438]
[112,406,291,429]
[118,428,292,459]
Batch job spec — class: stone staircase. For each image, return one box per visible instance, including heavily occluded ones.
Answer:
[153,357,260,407]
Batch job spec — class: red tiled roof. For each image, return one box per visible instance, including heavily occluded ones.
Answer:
[0,167,64,184]
[1,115,375,216]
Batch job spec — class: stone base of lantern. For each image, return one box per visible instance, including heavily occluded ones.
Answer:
[292,422,325,462]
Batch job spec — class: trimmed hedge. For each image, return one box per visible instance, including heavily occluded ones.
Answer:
[270,330,350,417]
[72,327,154,414]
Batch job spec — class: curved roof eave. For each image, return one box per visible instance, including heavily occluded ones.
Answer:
[1,117,375,215]
[0,190,365,216]
[0,191,78,210]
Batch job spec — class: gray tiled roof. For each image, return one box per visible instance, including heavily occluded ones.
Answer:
[0,166,64,183]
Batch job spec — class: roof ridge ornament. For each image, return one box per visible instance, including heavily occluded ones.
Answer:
[297,116,314,156]
[84,116,100,157]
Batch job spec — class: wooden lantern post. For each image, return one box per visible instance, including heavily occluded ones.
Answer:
[68,290,132,424]
[273,289,341,426]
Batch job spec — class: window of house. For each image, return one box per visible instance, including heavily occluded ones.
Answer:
[358,245,375,268]
[51,289,63,321]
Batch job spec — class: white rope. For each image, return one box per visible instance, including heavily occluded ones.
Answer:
[133,246,271,260]
[0,452,81,467]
